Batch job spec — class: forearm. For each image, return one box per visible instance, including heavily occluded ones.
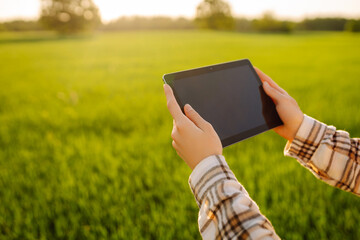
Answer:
[189,155,279,239]
[284,115,360,195]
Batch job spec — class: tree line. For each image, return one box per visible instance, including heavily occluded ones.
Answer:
[2,16,359,33]
[0,0,359,33]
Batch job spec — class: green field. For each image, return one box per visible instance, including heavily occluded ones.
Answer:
[0,30,359,239]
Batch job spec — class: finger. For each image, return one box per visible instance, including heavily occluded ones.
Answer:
[263,81,285,104]
[172,140,179,152]
[254,67,279,88]
[176,150,184,159]
[254,67,288,95]
[172,140,183,156]
[164,84,186,123]
[171,124,179,140]
[184,104,211,130]
[172,140,178,150]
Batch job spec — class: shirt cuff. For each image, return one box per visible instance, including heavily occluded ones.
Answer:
[284,114,328,162]
[188,155,238,207]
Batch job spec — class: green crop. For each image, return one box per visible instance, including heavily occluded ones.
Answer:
[0,30,359,239]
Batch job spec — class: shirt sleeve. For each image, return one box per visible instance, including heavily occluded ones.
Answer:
[284,114,360,196]
[189,155,280,240]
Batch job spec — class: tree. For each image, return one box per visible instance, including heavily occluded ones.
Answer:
[234,18,252,32]
[345,20,360,32]
[297,18,347,31]
[195,0,234,30]
[0,23,6,32]
[100,16,195,31]
[252,12,293,33]
[40,0,101,34]
[2,20,43,31]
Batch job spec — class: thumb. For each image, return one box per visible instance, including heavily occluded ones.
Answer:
[263,81,283,104]
[184,104,209,130]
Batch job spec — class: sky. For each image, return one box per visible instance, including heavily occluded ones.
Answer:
[0,0,360,22]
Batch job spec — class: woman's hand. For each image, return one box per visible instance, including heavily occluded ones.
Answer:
[255,67,304,142]
[164,84,222,170]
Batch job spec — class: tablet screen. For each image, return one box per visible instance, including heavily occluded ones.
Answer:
[163,59,282,147]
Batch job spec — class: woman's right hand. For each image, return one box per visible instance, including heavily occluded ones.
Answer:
[164,84,223,170]
[254,67,304,142]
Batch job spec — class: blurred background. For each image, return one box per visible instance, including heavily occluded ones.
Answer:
[0,0,359,239]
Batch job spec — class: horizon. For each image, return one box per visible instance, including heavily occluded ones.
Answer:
[0,0,360,22]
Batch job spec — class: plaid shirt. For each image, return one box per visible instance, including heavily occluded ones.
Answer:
[188,115,359,239]
[284,115,360,195]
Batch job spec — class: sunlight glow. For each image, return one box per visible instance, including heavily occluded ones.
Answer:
[0,0,359,22]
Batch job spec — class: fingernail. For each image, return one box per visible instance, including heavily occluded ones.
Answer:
[263,82,269,87]
[185,104,192,110]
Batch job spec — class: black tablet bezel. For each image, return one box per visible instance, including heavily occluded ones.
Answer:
[162,59,283,147]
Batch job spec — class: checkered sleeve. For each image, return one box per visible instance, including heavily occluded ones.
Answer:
[284,114,360,196]
[189,155,280,240]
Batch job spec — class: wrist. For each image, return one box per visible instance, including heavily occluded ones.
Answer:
[284,115,327,162]
[190,151,223,170]
[289,113,304,141]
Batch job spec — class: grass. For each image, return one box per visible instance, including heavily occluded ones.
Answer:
[0,30,359,239]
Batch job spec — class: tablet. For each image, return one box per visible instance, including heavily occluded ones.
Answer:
[163,59,283,147]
